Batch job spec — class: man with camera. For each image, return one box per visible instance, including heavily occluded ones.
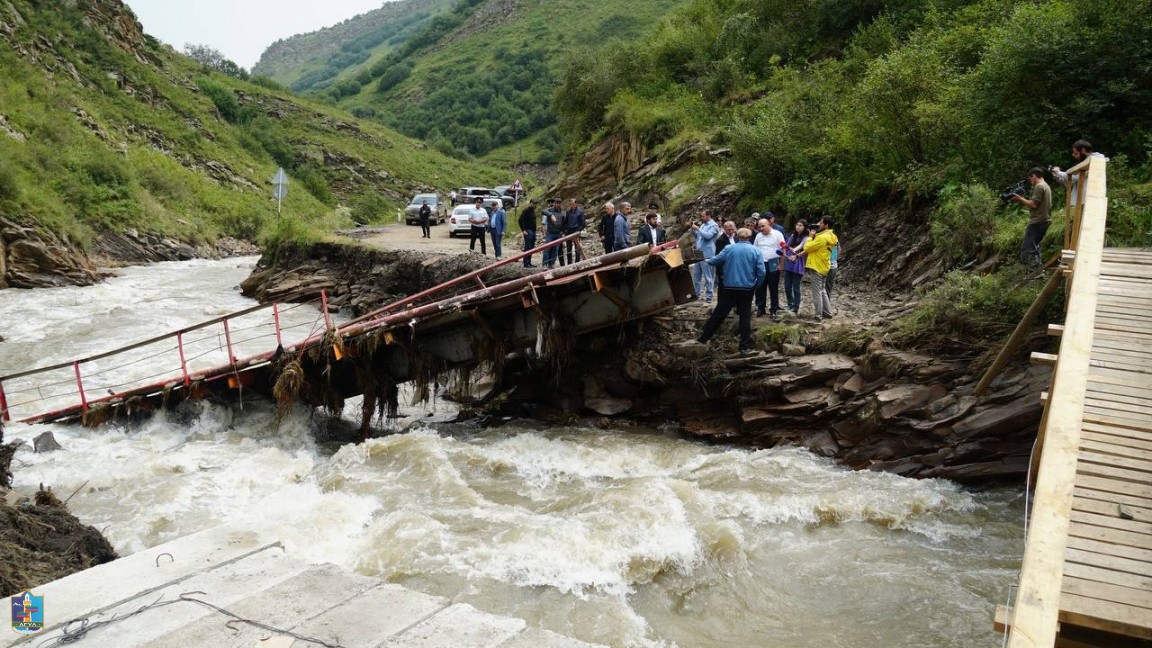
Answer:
[1008,167,1052,271]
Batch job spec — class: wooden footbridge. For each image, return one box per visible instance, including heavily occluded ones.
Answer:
[989,156,1152,646]
[0,237,693,428]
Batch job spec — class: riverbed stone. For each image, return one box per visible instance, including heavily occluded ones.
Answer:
[585,397,633,416]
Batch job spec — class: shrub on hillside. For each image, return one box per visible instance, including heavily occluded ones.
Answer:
[892,269,1049,353]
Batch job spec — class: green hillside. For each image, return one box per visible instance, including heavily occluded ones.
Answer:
[253,0,455,93]
[252,0,690,165]
[0,0,508,252]
[556,0,1152,248]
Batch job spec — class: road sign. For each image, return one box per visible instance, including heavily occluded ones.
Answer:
[271,167,288,215]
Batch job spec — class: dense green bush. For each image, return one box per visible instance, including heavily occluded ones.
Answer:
[558,0,1152,248]
[892,269,1049,353]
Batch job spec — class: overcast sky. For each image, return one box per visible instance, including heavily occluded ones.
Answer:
[124,0,388,70]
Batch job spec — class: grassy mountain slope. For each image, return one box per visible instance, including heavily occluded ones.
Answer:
[251,0,690,165]
[0,0,508,253]
[547,0,1152,352]
[253,0,455,93]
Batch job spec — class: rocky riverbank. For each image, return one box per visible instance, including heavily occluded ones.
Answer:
[240,239,1046,484]
[1,217,259,289]
[1,434,119,595]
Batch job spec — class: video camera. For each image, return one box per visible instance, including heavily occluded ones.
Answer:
[999,179,1027,203]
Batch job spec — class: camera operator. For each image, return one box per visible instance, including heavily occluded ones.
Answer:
[1008,167,1052,271]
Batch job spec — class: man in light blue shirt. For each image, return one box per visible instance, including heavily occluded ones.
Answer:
[612,206,631,251]
[690,209,720,302]
[489,203,507,259]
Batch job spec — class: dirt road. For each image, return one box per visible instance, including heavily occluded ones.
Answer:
[337,221,521,257]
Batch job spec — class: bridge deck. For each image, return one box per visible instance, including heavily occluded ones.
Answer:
[1061,247,1152,642]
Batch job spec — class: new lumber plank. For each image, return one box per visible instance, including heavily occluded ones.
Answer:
[1062,576,1152,613]
[1068,535,1152,564]
[1059,592,1152,641]
[1062,561,1152,593]
[1066,547,1152,579]
[1069,509,1152,538]
[1007,155,1106,648]
[1072,495,1152,524]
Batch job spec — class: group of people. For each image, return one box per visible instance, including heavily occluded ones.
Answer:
[1009,139,1106,270]
[694,212,840,354]
[514,199,666,268]
[461,196,507,258]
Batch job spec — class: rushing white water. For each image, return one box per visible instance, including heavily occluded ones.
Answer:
[0,258,1025,648]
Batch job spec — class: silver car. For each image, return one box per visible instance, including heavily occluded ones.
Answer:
[405,193,447,225]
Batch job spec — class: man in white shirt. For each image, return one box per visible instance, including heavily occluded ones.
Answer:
[468,197,490,255]
[753,218,786,317]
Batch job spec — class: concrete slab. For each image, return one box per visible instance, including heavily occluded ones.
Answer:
[2,525,280,647]
[13,546,308,648]
[288,583,448,646]
[3,523,608,648]
[144,564,380,648]
[379,603,524,648]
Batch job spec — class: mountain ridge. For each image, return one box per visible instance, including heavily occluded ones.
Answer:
[0,0,510,288]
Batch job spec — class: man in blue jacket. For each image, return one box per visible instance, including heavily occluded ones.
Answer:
[489,202,507,259]
[696,227,765,355]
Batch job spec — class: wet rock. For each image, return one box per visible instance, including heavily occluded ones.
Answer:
[586,397,633,416]
[839,373,865,397]
[781,343,806,356]
[32,432,62,453]
[876,384,949,420]
[671,340,710,359]
[951,398,1042,439]
[1,218,101,288]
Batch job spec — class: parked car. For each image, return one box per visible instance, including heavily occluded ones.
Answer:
[493,185,523,207]
[447,200,501,237]
[457,186,513,208]
[404,193,447,225]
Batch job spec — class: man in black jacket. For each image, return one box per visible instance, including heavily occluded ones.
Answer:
[563,198,586,265]
[637,211,665,246]
[519,199,539,267]
[597,202,616,256]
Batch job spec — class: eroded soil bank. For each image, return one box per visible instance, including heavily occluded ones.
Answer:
[244,240,1044,484]
[1,441,119,595]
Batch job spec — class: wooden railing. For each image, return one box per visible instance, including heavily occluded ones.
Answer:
[1006,155,1108,647]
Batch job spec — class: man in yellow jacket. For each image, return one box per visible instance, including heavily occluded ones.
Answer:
[796,215,839,320]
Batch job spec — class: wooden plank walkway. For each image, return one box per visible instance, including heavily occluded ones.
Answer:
[1059,247,1152,642]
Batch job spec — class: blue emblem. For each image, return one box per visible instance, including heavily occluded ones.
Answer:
[10,591,44,635]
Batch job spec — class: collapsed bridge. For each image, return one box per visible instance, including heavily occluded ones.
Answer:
[0,237,693,430]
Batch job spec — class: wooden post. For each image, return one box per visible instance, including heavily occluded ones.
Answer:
[974,268,1064,396]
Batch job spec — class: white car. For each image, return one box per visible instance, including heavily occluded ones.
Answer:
[447,205,478,237]
[447,200,501,237]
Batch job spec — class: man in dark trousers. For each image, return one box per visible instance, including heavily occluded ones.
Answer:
[468,197,489,255]
[598,202,617,256]
[541,198,566,268]
[713,220,738,286]
[519,199,538,267]
[696,227,765,355]
[563,198,586,265]
[418,199,432,239]
[637,211,665,246]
